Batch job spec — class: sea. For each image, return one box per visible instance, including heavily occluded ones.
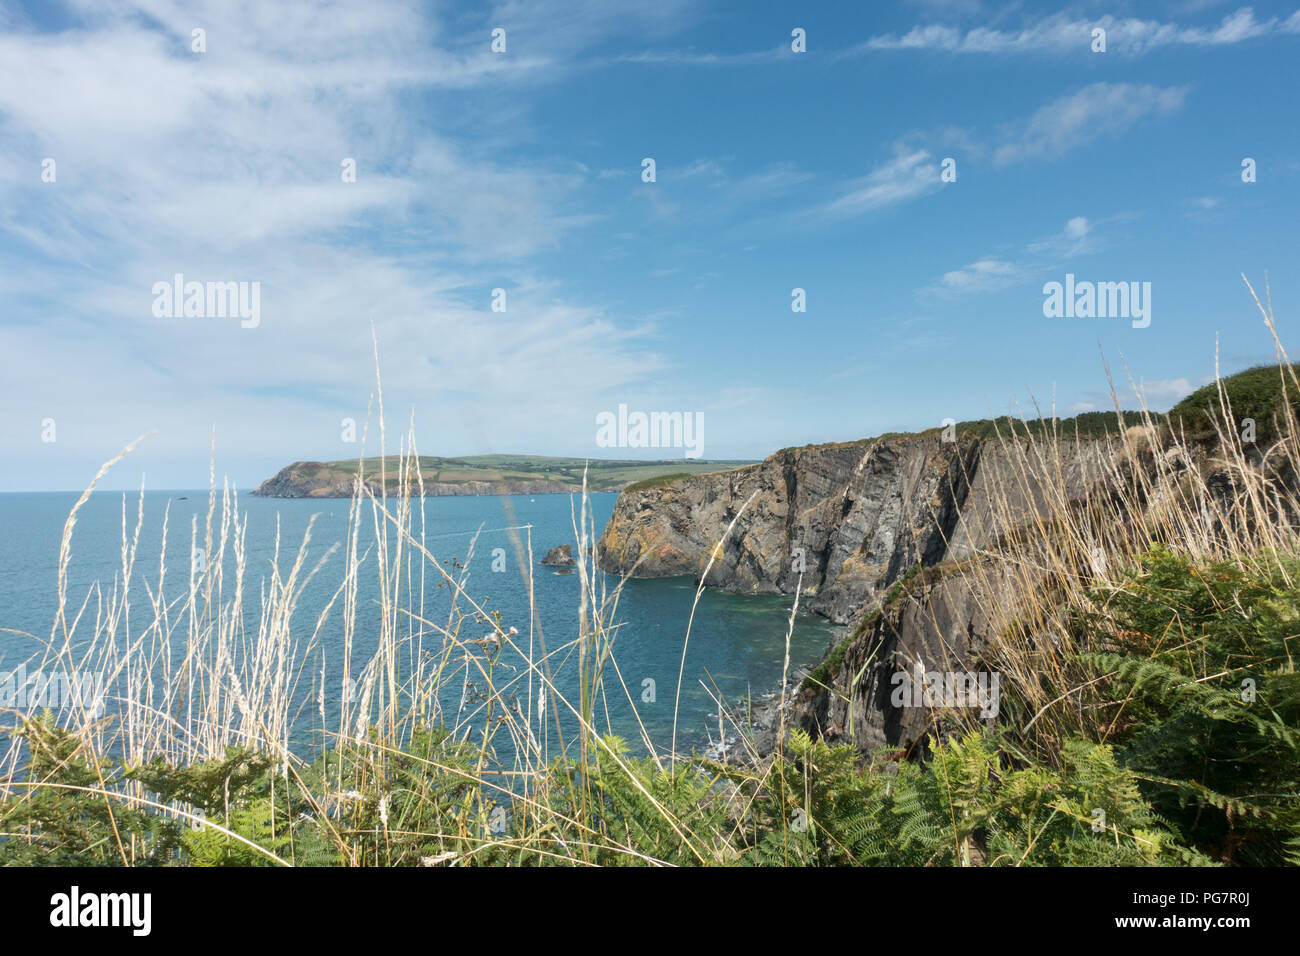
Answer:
[0,490,839,761]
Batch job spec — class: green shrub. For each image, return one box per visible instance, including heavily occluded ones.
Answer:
[712,728,1199,866]
[1076,547,1300,865]
[0,715,183,866]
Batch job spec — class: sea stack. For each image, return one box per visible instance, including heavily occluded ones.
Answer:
[540,544,576,567]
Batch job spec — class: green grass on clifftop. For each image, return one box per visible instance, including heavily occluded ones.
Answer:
[776,411,1160,456]
[1167,363,1300,445]
[623,472,700,493]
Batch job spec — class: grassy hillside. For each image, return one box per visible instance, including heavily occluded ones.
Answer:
[952,409,1161,440]
[776,410,1162,456]
[1167,363,1300,444]
[262,454,754,494]
[346,454,753,486]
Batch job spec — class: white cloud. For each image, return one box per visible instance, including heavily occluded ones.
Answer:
[1026,216,1097,258]
[678,159,728,181]
[809,83,1184,234]
[931,258,1019,295]
[1137,377,1198,403]
[816,145,940,220]
[923,215,1107,298]
[863,8,1294,56]
[993,83,1187,166]
[0,0,678,489]
[1066,374,1215,419]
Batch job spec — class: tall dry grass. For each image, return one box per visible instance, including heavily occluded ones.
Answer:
[0,340,766,866]
[890,276,1300,760]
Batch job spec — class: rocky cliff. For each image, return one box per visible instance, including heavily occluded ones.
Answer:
[596,432,1117,625]
[597,367,1300,759]
[784,556,1022,756]
[596,429,1139,759]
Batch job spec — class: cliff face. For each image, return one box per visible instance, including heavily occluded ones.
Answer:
[596,431,1134,759]
[253,463,376,498]
[596,433,1116,624]
[785,557,1023,755]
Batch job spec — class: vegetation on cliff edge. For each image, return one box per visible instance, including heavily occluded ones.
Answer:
[4,280,1299,867]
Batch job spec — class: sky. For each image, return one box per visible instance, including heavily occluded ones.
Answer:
[1,0,1299,491]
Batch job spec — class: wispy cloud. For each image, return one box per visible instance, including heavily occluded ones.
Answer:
[814,145,941,220]
[992,83,1187,166]
[0,0,681,483]
[860,8,1300,56]
[606,46,788,67]
[1026,215,1094,257]
[932,258,1020,295]
[723,163,815,204]
[803,83,1182,227]
[677,158,728,181]
[921,215,1109,299]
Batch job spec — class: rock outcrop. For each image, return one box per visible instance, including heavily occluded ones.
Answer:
[596,433,1117,625]
[540,544,576,566]
[786,557,1022,756]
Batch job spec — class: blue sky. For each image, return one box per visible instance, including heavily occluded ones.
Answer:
[2,0,1299,491]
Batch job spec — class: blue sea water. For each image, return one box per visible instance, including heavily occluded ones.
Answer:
[0,490,838,759]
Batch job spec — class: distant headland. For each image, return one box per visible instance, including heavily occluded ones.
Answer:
[251,454,755,498]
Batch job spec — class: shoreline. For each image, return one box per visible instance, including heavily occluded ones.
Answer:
[702,651,832,765]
